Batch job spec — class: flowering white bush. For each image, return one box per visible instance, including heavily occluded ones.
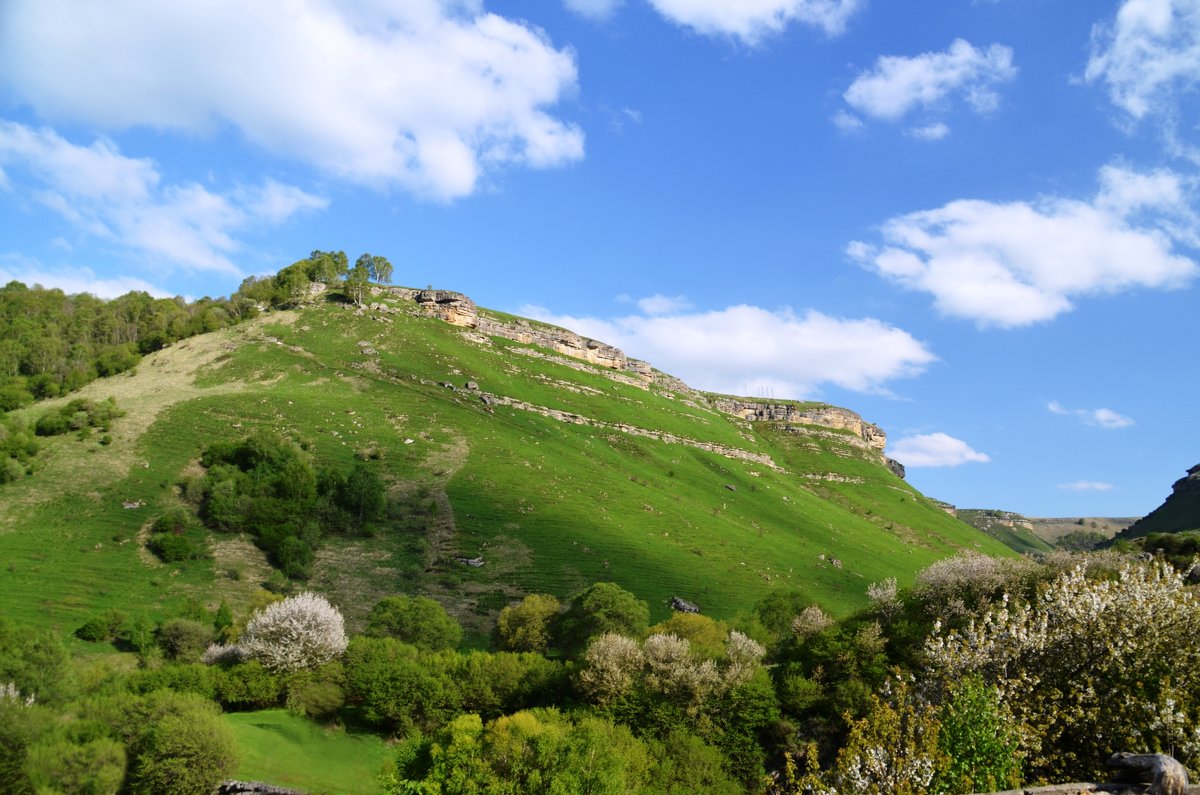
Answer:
[913,552,1038,621]
[577,632,643,708]
[201,643,244,666]
[925,559,1200,780]
[866,576,900,619]
[578,629,767,712]
[237,592,348,672]
[791,604,833,639]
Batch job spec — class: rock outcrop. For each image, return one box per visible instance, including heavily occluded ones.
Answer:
[710,398,887,452]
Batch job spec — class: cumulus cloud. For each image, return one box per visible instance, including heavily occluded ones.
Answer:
[565,0,624,20]
[519,298,935,398]
[0,121,325,274]
[888,432,990,468]
[1085,0,1200,122]
[0,254,172,298]
[848,164,1198,327]
[1047,400,1135,429]
[841,39,1016,135]
[0,0,583,201]
[1058,480,1115,492]
[646,0,864,44]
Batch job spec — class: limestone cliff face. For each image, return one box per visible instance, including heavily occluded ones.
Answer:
[710,399,888,455]
[379,285,900,473]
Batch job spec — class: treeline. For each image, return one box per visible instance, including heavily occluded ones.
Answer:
[0,281,257,410]
[0,250,393,412]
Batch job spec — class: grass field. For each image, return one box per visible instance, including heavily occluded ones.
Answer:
[223,710,390,794]
[0,297,1013,644]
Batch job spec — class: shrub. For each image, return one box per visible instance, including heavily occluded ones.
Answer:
[238,592,348,672]
[366,595,462,650]
[157,619,214,662]
[147,532,198,563]
[497,593,561,653]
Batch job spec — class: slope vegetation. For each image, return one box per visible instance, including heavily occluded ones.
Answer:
[0,290,1011,639]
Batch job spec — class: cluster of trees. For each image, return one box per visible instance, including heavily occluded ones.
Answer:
[10,547,1200,793]
[187,432,387,578]
[236,250,393,309]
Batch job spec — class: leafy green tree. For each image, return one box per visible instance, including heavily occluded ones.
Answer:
[345,258,372,305]
[934,676,1021,794]
[343,637,462,734]
[128,707,238,795]
[157,619,214,663]
[24,737,125,795]
[830,676,942,795]
[497,593,562,653]
[306,249,348,284]
[366,596,462,651]
[0,617,69,705]
[560,582,650,656]
[389,709,652,794]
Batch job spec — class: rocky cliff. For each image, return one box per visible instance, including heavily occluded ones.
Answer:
[1117,463,1200,540]
[377,286,901,473]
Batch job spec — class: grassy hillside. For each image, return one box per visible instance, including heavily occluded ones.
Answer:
[1116,464,1200,540]
[0,294,1012,641]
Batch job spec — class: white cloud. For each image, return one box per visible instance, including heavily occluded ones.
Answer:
[646,0,864,44]
[1058,480,1115,492]
[1047,400,1136,429]
[565,0,624,20]
[908,122,950,141]
[831,110,866,134]
[1085,0,1200,121]
[848,164,1199,328]
[518,300,936,398]
[843,39,1016,131]
[888,432,990,468]
[0,0,583,201]
[636,294,692,315]
[0,121,325,274]
[0,254,172,298]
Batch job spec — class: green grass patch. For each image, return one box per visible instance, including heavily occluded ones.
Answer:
[223,709,390,794]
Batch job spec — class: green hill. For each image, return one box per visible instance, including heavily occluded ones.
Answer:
[0,287,1012,641]
[1116,463,1200,541]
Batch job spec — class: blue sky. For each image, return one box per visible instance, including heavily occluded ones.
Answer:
[0,0,1197,518]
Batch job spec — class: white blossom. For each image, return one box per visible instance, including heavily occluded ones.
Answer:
[238,591,348,672]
